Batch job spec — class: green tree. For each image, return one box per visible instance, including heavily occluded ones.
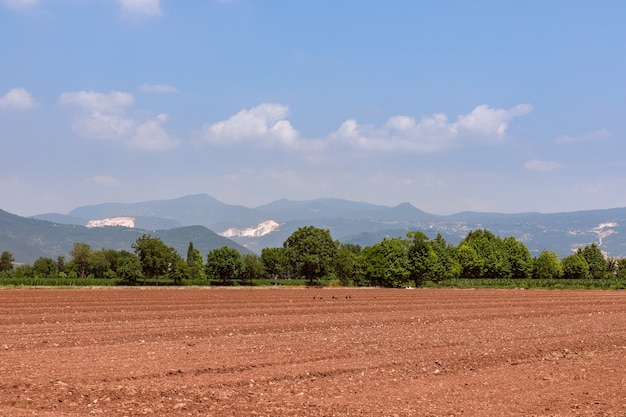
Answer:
[56,256,65,274]
[261,247,287,280]
[406,231,434,286]
[334,243,361,286]
[12,264,33,279]
[205,246,242,285]
[359,237,410,287]
[457,230,514,279]
[69,243,92,278]
[456,242,483,279]
[283,226,337,285]
[503,236,533,279]
[89,249,111,278]
[186,242,205,280]
[532,250,563,279]
[561,253,589,279]
[428,234,461,282]
[616,258,626,280]
[578,244,608,279]
[132,234,177,285]
[240,254,265,284]
[0,251,15,272]
[32,257,57,278]
[607,257,618,277]
[116,252,143,284]
[168,256,189,285]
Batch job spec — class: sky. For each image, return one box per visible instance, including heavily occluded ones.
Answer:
[1,0,625,217]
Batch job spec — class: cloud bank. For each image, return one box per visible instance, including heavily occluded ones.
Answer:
[202,103,533,153]
[117,0,161,18]
[203,103,300,149]
[1,0,37,11]
[59,90,177,150]
[0,88,36,111]
[331,104,533,152]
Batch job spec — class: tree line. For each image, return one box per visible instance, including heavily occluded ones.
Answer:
[1,226,625,287]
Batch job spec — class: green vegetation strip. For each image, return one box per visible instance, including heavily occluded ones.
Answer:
[425,278,626,290]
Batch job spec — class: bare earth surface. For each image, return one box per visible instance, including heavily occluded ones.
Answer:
[0,287,625,417]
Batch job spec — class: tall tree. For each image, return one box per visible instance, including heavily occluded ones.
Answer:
[69,243,92,278]
[458,230,520,279]
[132,234,177,285]
[56,256,65,274]
[116,252,143,284]
[0,251,15,272]
[334,243,361,286]
[456,242,483,279]
[406,231,433,286]
[561,253,589,279]
[283,226,337,285]
[33,257,57,278]
[428,234,461,282]
[616,258,626,280]
[578,244,608,279]
[359,237,410,288]
[205,246,242,285]
[168,256,190,285]
[240,254,265,284]
[89,249,111,278]
[503,236,533,279]
[532,250,563,280]
[261,247,287,281]
[186,242,205,280]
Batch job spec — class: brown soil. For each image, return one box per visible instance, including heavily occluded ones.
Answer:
[0,287,625,416]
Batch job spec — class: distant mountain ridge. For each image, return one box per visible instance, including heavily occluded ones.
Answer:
[19,194,626,260]
[0,208,250,264]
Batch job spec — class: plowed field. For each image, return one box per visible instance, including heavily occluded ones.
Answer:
[1,287,625,416]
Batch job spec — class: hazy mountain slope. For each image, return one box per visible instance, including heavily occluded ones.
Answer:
[254,198,390,222]
[31,213,87,226]
[26,194,626,258]
[0,209,249,264]
[31,213,183,230]
[68,194,264,229]
[153,226,252,257]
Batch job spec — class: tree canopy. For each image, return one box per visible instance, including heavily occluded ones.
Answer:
[132,234,178,285]
[283,226,337,285]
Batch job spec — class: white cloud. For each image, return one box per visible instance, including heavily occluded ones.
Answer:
[140,83,178,94]
[555,129,611,145]
[117,0,161,18]
[331,104,533,152]
[58,90,133,114]
[524,159,564,172]
[130,113,178,150]
[203,103,300,148]
[83,175,120,188]
[202,102,532,153]
[456,104,533,136]
[0,88,36,111]
[1,0,37,11]
[59,90,176,150]
[59,91,135,140]
[71,111,136,140]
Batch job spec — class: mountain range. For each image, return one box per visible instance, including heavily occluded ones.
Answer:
[0,193,617,264]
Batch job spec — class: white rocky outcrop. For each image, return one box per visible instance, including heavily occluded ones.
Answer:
[86,217,135,228]
[220,220,279,238]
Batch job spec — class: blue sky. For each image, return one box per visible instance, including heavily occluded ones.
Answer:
[1,0,625,217]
